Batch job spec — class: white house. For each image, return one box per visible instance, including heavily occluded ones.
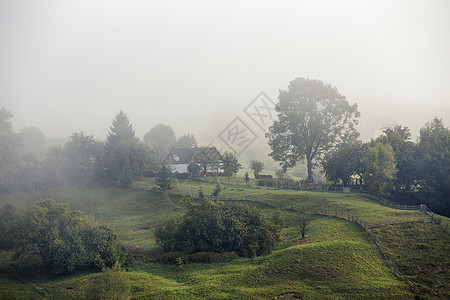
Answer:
[165,147,223,174]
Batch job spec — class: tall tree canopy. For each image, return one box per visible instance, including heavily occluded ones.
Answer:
[417,118,449,215]
[363,141,397,198]
[378,125,417,196]
[174,133,197,148]
[143,124,176,163]
[0,108,21,191]
[266,78,360,182]
[103,111,151,186]
[105,111,135,150]
[18,126,46,160]
[65,132,103,184]
[321,141,366,186]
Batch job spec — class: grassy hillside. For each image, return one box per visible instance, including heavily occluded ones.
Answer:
[0,180,448,299]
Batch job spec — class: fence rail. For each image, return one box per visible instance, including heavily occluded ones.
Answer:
[171,190,450,297]
[214,194,422,295]
[10,182,68,193]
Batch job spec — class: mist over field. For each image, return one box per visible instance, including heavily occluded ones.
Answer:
[1,0,449,145]
[1,2,450,298]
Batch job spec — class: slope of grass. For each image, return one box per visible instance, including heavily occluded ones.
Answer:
[1,181,447,299]
[136,176,428,222]
[373,222,450,299]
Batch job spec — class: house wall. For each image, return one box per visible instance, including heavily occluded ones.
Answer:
[170,164,189,173]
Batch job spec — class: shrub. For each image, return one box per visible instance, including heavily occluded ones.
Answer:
[155,202,281,258]
[10,199,127,273]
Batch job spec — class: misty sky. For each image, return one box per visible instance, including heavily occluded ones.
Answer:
[1,0,449,146]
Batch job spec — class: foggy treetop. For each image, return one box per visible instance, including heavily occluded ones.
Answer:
[1,0,449,141]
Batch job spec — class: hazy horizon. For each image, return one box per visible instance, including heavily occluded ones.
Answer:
[1,0,449,146]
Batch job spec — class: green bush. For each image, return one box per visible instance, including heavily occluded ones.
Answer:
[10,199,127,274]
[155,202,281,258]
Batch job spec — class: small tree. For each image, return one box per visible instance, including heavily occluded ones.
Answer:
[156,165,172,194]
[222,151,242,182]
[249,159,264,179]
[212,183,222,200]
[198,186,205,201]
[187,162,201,176]
[244,172,250,185]
[298,214,310,239]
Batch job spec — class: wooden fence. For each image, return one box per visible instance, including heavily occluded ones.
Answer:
[10,182,68,193]
[169,191,450,297]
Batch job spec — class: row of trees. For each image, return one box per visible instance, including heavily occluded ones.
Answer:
[266,78,449,216]
[321,120,449,215]
[0,108,202,190]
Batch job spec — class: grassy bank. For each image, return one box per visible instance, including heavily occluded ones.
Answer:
[0,180,447,299]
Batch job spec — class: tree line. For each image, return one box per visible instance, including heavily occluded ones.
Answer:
[266,78,449,216]
[0,109,199,189]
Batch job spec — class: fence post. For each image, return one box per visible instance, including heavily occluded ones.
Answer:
[386,219,389,225]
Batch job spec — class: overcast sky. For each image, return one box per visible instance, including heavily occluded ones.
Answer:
[1,0,449,145]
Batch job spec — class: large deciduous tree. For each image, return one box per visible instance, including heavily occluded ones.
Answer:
[266,78,360,182]
[143,124,176,164]
[65,132,103,184]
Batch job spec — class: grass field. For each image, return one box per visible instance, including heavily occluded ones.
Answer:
[0,178,448,299]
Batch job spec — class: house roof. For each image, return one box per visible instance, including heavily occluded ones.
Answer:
[165,147,222,164]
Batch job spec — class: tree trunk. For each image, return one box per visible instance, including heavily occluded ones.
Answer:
[306,155,314,182]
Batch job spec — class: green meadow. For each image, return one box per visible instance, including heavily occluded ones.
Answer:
[0,178,448,299]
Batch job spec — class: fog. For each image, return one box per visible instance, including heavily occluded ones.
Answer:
[1,0,449,147]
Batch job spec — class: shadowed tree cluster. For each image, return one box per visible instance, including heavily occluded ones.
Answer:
[155,202,281,258]
[0,200,127,274]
